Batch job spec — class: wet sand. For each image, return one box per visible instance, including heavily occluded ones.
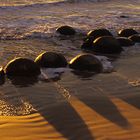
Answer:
[0,80,140,140]
[0,0,140,139]
[0,39,140,140]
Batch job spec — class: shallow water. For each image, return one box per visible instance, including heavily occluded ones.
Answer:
[0,0,140,140]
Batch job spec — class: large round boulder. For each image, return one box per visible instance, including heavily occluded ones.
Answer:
[4,58,41,77]
[56,25,76,35]
[35,52,67,68]
[69,54,103,72]
[87,28,113,41]
[118,28,138,37]
[116,37,135,47]
[92,36,123,54]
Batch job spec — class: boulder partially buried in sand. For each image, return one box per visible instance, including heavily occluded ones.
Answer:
[118,28,138,37]
[87,28,113,41]
[56,25,76,35]
[81,29,113,50]
[4,58,41,77]
[92,36,123,54]
[35,52,67,68]
[128,34,140,43]
[69,54,103,72]
[81,28,113,50]
[116,37,135,47]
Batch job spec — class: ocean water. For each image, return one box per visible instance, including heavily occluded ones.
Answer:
[0,0,110,6]
[0,0,140,140]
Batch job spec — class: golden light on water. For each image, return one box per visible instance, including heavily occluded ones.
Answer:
[0,0,65,6]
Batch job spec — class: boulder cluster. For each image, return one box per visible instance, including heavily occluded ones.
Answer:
[0,26,139,83]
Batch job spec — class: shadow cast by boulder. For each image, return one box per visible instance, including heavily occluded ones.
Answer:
[11,82,95,140]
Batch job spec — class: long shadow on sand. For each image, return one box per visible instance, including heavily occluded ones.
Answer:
[9,77,95,140]
[11,75,131,133]
[122,95,140,109]
[1,72,132,139]
[115,89,140,110]
[67,72,131,129]
[71,87,131,129]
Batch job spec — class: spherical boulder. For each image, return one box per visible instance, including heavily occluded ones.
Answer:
[128,34,140,43]
[69,54,103,72]
[92,36,123,54]
[4,58,41,77]
[116,37,135,47]
[81,37,94,50]
[118,29,138,37]
[87,28,113,41]
[35,52,67,68]
[56,25,76,35]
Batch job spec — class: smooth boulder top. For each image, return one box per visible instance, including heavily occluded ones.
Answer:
[116,37,135,47]
[35,51,68,68]
[69,54,103,72]
[81,29,113,50]
[128,34,140,43]
[56,25,76,35]
[118,28,138,37]
[87,28,113,41]
[4,58,41,77]
[92,36,123,54]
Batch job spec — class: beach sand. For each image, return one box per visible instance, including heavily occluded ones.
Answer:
[0,0,140,139]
